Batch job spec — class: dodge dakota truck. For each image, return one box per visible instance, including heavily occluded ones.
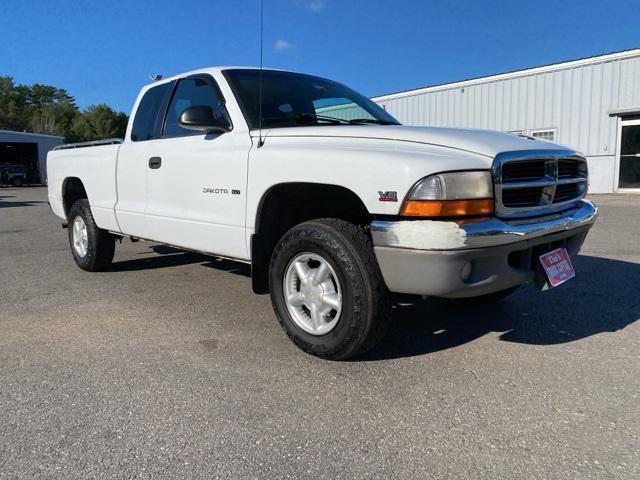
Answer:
[47,67,597,359]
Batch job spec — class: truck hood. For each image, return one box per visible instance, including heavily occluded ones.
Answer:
[258,125,571,158]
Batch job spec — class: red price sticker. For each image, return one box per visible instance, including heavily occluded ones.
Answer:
[539,248,575,287]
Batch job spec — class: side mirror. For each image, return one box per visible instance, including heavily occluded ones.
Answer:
[179,105,231,133]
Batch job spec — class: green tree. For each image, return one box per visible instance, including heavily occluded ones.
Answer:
[71,104,128,141]
[25,83,78,137]
[25,84,76,110]
[0,76,27,131]
[31,102,80,139]
[0,77,127,142]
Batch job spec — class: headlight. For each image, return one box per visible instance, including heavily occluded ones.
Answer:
[401,171,494,217]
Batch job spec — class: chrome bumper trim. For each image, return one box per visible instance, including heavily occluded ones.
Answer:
[370,200,597,251]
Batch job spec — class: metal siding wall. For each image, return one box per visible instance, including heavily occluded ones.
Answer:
[618,56,640,107]
[315,103,364,120]
[375,55,640,161]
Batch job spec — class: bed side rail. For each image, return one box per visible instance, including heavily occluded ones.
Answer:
[52,138,124,150]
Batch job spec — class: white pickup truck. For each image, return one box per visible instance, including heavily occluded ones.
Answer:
[48,67,597,359]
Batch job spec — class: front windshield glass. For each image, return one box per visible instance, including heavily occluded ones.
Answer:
[224,69,400,129]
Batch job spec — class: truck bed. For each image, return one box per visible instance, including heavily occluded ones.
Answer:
[47,142,123,233]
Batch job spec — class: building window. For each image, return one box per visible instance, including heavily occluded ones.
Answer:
[508,130,524,136]
[530,129,557,142]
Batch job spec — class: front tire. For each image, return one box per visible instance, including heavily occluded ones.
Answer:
[67,199,115,271]
[269,218,391,360]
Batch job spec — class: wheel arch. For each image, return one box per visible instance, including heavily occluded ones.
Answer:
[62,177,89,218]
[251,182,371,294]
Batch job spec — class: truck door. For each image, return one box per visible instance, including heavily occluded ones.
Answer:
[115,81,173,238]
[145,74,250,259]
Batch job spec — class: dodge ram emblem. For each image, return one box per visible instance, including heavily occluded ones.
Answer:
[378,191,398,202]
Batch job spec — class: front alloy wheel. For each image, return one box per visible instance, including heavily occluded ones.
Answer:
[283,252,343,336]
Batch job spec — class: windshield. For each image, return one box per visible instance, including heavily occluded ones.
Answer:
[224,69,400,130]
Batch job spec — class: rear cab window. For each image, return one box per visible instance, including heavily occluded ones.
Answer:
[130,82,173,141]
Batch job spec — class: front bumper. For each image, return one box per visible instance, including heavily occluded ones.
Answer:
[370,200,597,298]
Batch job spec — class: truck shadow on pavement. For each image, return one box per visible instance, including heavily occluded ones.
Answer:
[360,254,640,361]
[0,194,48,209]
[107,247,637,360]
[107,245,251,277]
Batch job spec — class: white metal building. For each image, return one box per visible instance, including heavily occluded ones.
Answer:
[0,130,64,184]
[371,49,640,193]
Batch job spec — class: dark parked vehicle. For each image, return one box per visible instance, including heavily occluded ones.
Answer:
[0,165,28,187]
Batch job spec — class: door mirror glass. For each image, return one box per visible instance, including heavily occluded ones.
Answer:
[179,105,230,133]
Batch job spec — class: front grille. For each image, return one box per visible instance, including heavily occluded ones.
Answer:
[502,186,544,207]
[502,160,546,182]
[553,183,581,203]
[558,158,582,178]
[493,151,588,218]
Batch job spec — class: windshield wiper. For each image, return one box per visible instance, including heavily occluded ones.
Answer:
[306,113,353,124]
[261,113,398,126]
[348,118,399,125]
[262,112,352,125]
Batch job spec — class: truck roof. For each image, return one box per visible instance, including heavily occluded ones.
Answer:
[143,66,291,89]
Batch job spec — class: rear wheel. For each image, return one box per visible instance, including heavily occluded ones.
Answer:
[13,177,23,187]
[67,199,115,271]
[269,218,391,360]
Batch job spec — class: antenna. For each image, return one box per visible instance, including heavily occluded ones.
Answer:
[257,0,265,148]
[149,74,163,82]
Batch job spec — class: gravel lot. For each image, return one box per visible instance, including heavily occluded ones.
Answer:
[1,187,638,479]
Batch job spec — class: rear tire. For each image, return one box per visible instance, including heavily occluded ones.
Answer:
[14,178,23,187]
[67,199,115,271]
[269,218,391,360]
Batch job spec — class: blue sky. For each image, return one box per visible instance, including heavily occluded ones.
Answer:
[1,0,639,113]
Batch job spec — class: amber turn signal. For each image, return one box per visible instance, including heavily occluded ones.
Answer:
[400,198,494,217]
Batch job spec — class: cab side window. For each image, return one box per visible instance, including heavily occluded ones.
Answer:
[130,83,172,142]
[163,77,228,137]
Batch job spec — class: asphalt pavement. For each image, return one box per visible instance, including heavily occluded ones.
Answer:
[1,187,638,479]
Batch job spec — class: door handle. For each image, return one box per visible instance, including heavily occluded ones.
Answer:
[148,157,162,169]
